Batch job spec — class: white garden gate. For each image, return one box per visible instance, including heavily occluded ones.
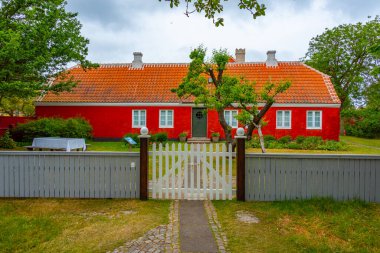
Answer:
[151,143,233,200]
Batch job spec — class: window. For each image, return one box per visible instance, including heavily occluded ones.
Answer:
[276,110,291,129]
[132,110,146,128]
[224,110,238,128]
[307,111,322,129]
[159,110,174,128]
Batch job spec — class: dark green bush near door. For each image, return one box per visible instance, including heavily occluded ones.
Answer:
[10,118,93,142]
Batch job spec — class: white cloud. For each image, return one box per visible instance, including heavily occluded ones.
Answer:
[74,0,379,63]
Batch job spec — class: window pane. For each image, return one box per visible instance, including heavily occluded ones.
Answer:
[277,111,283,127]
[224,111,230,126]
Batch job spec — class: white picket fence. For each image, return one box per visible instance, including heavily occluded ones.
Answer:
[151,143,233,200]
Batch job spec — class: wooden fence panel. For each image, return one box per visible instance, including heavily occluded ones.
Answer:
[0,152,140,199]
[246,154,380,202]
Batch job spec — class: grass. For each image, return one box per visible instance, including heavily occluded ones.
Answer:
[340,136,380,149]
[0,199,170,253]
[213,198,380,253]
[3,136,380,155]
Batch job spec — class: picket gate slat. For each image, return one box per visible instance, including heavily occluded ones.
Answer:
[151,143,233,200]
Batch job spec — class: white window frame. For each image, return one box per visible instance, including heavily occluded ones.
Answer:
[159,110,174,128]
[306,110,322,129]
[224,110,238,128]
[132,110,146,128]
[276,110,292,129]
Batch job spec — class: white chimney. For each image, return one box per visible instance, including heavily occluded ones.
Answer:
[235,48,245,63]
[266,50,278,67]
[132,52,143,68]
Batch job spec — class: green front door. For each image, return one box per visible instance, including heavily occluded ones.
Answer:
[192,108,207,137]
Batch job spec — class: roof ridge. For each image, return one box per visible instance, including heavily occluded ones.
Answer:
[301,63,341,104]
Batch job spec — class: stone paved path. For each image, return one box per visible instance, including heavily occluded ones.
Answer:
[109,200,227,253]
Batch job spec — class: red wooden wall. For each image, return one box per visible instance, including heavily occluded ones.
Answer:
[36,105,340,140]
[0,116,34,136]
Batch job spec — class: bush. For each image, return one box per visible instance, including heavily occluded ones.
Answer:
[278,135,292,144]
[247,138,261,148]
[295,136,306,144]
[317,140,348,151]
[0,131,16,149]
[264,135,276,142]
[343,108,380,138]
[10,117,92,142]
[287,142,302,149]
[302,136,323,149]
[152,132,168,143]
[123,133,140,147]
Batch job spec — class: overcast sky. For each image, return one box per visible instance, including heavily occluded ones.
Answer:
[66,0,380,64]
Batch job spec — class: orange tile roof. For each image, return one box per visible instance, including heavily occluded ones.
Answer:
[40,62,340,104]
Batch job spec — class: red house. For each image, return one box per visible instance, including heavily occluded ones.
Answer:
[35,50,341,140]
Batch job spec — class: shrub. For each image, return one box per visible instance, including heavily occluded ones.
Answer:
[287,142,302,149]
[267,142,284,149]
[278,135,292,144]
[152,132,168,143]
[295,135,306,144]
[10,117,92,142]
[264,135,276,142]
[302,136,323,149]
[343,108,380,138]
[317,140,348,151]
[0,131,16,149]
[247,138,261,148]
[123,133,140,147]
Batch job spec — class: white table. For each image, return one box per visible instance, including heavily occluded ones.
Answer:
[30,137,86,152]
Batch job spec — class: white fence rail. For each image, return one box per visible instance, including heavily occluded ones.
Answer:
[152,143,233,200]
[0,152,140,199]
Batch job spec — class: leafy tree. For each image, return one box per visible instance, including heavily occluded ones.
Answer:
[172,46,290,148]
[365,42,380,110]
[0,97,35,116]
[304,16,380,110]
[159,0,266,26]
[0,0,97,112]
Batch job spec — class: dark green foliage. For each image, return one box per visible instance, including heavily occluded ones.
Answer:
[318,141,347,151]
[0,130,16,149]
[343,108,380,138]
[263,135,276,142]
[278,135,292,144]
[287,142,302,150]
[0,0,97,113]
[302,136,323,149]
[151,132,168,143]
[248,135,346,151]
[123,133,140,147]
[295,136,306,144]
[10,118,92,142]
[304,17,380,109]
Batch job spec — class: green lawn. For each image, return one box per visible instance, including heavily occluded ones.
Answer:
[213,199,380,253]
[0,199,170,253]
[3,136,380,155]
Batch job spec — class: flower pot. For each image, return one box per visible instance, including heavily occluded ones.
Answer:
[212,136,219,142]
[179,136,187,142]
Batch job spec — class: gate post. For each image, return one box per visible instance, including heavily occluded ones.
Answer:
[235,128,246,201]
[139,127,150,200]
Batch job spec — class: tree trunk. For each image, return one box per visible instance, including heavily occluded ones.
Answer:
[255,123,266,153]
[217,109,235,150]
